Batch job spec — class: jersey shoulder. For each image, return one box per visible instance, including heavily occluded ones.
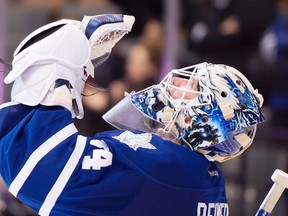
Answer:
[96,130,222,189]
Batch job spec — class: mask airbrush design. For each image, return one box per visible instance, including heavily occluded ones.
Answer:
[104,63,265,162]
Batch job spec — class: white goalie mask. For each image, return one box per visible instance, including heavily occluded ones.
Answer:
[104,62,265,162]
[4,14,135,118]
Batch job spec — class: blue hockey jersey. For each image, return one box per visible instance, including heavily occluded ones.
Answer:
[0,102,229,216]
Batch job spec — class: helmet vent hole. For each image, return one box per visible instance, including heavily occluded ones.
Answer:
[241,103,247,109]
[236,80,242,85]
[221,91,228,98]
[185,116,192,124]
[205,105,211,110]
[202,116,209,123]
[152,102,164,111]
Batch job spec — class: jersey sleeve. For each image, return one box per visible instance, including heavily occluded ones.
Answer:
[0,104,81,212]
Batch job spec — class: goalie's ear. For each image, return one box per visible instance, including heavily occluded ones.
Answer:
[80,14,135,77]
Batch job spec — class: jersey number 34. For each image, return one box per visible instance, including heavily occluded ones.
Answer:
[82,140,113,170]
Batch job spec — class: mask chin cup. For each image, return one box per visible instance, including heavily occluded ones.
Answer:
[197,126,256,163]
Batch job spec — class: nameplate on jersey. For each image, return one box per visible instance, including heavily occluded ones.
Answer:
[113,131,156,151]
[197,202,229,216]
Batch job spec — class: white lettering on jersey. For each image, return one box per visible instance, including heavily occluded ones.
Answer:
[113,131,156,151]
[82,140,112,170]
[197,202,229,216]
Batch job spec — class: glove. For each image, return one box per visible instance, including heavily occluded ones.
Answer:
[4,14,135,119]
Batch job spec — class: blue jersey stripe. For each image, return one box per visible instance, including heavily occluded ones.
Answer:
[9,124,78,196]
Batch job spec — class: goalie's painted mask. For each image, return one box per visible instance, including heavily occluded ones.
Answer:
[4,14,135,119]
[103,62,265,162]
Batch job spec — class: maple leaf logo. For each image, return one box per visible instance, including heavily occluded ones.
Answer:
[113,131,156,151]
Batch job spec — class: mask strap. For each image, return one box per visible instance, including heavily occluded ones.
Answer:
[218,100,235,120]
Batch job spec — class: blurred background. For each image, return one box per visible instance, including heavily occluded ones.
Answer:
[0,0,288,215]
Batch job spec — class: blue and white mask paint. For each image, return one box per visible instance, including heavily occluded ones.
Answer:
[104,62,265,162]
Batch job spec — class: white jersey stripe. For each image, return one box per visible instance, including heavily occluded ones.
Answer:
[9,124,78,196]
[39,135,87,216]
[0,101,19,110]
